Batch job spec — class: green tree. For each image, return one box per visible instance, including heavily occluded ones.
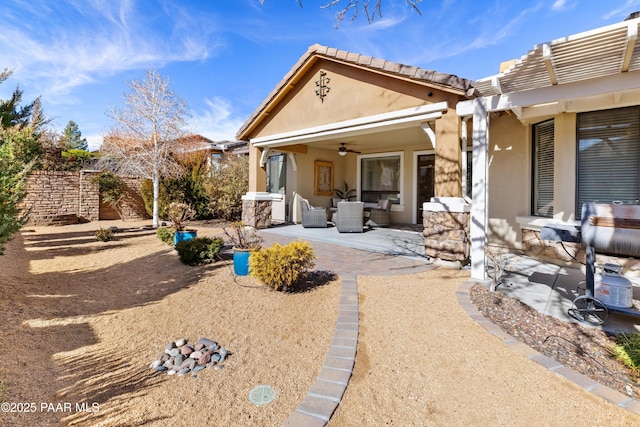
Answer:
[59,120,88,151]
[0,68,46,253]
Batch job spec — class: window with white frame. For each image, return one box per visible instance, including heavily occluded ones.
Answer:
[266,154,286,194]
[360,153,402,204]
[532,119,554,218]
[577,106,640,218]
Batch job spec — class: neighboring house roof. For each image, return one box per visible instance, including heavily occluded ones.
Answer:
[237,44,478,139]
[473,13,640,97]
[175,134,248,155]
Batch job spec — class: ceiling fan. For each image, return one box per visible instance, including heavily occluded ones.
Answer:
[338,142,361,156]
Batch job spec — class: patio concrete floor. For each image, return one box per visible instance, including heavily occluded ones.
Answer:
[489,254,640,333]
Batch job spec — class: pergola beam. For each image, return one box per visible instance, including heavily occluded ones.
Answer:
[621,21,638,72]
[542,43,558,85]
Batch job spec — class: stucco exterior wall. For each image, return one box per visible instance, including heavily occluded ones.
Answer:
[487,114,530,249]
[253,61,441,137]
[553,113,577,222]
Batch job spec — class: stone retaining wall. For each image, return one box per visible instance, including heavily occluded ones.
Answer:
[521,228,640,273]
[20,170,147,225]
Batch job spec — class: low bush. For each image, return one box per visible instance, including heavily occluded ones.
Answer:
[95,227,114,242]
[249,240,316,291]
[610,332,640,375]
[175,237,224,266]
[156,227,175,245]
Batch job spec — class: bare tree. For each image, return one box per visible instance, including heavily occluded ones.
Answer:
[101,69,190,228]
[259,0,422,28]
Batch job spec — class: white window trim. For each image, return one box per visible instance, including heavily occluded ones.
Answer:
[357,151,405,212]
[412,150,435,224]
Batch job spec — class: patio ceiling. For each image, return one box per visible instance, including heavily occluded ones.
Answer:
[251,102,445,153]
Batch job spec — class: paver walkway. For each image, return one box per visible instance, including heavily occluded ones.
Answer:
[259,231,437,426]
[260,229,640,425]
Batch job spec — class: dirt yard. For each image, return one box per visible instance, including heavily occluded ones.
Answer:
[1,221,640,426]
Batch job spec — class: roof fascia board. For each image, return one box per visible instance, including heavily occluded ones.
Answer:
[252,102,447,147]
[252,112,446,148]
[458,69,640,116]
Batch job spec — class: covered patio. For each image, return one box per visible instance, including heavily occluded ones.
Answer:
[237,44,476,239]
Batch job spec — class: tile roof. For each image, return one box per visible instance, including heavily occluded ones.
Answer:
[237,44,477,139]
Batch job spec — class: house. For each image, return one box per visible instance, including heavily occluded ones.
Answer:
[174,134,248,168]
[457,12,640,280]
[237,44,476,262]
[237,13,640,279]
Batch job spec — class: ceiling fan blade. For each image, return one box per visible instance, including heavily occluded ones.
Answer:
[339,143,360,154]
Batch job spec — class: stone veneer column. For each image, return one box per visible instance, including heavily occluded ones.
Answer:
[423,197,471,265]
[241,192,273,229]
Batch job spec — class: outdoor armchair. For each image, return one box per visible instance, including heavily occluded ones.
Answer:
[299,198,328,228]
[335,201,364,233]
[368,199,391,227]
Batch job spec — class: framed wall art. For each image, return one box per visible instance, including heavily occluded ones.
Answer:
[314,160,334,196]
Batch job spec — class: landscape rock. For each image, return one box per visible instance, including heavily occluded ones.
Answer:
[151,337,230,377]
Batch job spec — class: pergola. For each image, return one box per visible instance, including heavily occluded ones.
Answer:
[457,14,640,280]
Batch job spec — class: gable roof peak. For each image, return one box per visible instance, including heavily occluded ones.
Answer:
[237,44,477,139]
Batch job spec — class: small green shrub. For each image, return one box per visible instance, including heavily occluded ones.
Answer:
[95,227,114,242]
[610,333,640,375]
[156,227,176,245]
[175,237,224,266]
[0,380,6,403]
[249,240,316,291]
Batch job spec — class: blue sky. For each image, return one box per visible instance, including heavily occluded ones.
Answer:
[1,0,639,150]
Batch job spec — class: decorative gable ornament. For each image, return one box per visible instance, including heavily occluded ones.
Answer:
[315,70,330,102]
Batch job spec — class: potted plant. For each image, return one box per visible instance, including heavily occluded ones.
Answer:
[168,202,197,246]
[334,181,357,201]
[223,221,263,276]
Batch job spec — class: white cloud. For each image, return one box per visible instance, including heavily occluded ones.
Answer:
[0,0,220,98]
[552,0,567,11]
[85,133,104,152]
[406,3,544,66]
[603,0,640,20]
[189,97,246,142]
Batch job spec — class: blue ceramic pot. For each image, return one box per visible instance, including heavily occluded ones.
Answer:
[174,230,197,246]
[233,249,252,276]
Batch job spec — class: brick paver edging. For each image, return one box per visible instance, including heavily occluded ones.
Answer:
[281,274,359,427]
[456,280,640,417]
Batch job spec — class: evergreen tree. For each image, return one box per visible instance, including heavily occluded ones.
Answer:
[0,68,46,253]
[59,120,88,151]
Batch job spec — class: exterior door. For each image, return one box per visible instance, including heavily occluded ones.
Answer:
[416,154,435,222]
